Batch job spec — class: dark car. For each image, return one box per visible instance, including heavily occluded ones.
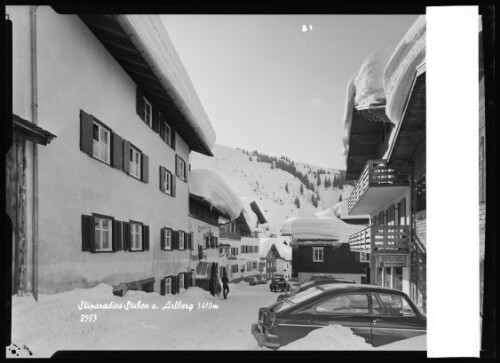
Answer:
[256,276,268,284]
[276,277,356,302]
[269,276,290,292]
[252,283,426,350]
[245,277,258,286]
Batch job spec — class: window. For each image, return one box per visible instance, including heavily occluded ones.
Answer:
[316,294,369,314]
[162,228,172,250]
[94,217,113,251]
[129,146,141,179]
[313,247,324,262]
[247,262,252,271]
[165,277,172,295]
[231,247,238,256]
[176,155,187,181]
[162,116,172,146]
[231,265,238,273]
[92,122,111,163]
[179,231,185,250]
[143,97,152,127]
[252,261,257,269]
[179,273,185,291]
[160,167,173,195]
[375,293,417,317]
[130,222,142,251]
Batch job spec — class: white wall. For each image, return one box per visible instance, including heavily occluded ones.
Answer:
[9,6,194,293]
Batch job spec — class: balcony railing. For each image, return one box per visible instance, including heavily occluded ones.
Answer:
[347,159,408,215]
[349,225,410,253]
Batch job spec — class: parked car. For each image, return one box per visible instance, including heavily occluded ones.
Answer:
[245,277,258,286]
[276,277,356,302]
[269,275,290,292]
[256,276,268,284]
[252,283,426,350]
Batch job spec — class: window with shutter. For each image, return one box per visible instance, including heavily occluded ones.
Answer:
[163,228,172,250]
[160,167,173,196]
[143,97,152,127]
[178,231,185,250]
[152,108,160,133]
[129,145,141,179]
[94,216,113,252]
[136,88,145,120]
[165,276,172,295]
[129,222,143,251]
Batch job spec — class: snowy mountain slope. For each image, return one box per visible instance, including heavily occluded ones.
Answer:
[190,144,355,236]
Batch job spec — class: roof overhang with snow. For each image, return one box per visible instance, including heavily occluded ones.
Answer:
[345,107,391,181]
[250,201,268,224]
[78,14,215,156]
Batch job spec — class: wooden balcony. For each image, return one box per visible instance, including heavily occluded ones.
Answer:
[219,230,241,240]
[347,159,409,215]
[349,225,410,253]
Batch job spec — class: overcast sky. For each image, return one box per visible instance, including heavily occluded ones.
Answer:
[161,15,418,169]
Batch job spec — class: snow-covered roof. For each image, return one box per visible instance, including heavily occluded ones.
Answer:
[384,15,426,127]
[281,209,366,242]
[114,15,216,154]
[260,237,292,260]
[189,169,243,220]
[239,196,268,232]
[342,16,426,163]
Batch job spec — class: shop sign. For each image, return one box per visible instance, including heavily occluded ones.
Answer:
[378,255,407,267]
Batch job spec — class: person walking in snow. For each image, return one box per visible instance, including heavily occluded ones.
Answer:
[222,272,230,299]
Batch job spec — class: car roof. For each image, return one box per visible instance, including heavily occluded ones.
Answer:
[317,283,410,295]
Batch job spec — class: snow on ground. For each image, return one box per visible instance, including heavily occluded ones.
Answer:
[281,325,372,350]
[9,282,426,356]
[190,144,352,236]
[9,282,276,357]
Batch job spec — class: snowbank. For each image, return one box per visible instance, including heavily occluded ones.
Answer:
[281,210,366,242]
[239,196,261,232]
[384,15,426,126]
[189,169,243,220]
[281,325,372,350]
[116,15,216,152]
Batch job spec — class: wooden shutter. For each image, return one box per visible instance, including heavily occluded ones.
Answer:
[122,140,130,174]
[177,275,181,294]
[214,236,218,248]
[171,173,176,197]
[190,232,194,250]
[160,278,166,296]
[112,220,122,251]
[80,110,94,155]
[152,108,160,133]
[184,272,189,289]
[172,275,178,295]
[142,225,149,251]
[175,155,179,177]
[81,215,95,252]
[171,129,176,150]
[159,114,165,140]
[141,154,149,183]
[112,133,123,169]
[159,166,165,192]
[122,222,130,251]
[172,231,177,250]
[160,228,165,250]
[136,87,145,120]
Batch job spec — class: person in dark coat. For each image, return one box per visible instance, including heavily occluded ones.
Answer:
[222,272,230,299]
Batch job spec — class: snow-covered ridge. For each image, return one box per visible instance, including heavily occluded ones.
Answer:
[116,15,216,152]
[189,169,243,220]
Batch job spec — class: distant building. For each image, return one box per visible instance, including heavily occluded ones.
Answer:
[260,237,292,279]
[291,239,367,283]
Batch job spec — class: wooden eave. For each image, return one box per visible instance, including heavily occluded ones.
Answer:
[78,14,212,156]
[12,114,56,145]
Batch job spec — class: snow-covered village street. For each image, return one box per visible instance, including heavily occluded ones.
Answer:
[9,281,425,357]
[5,5,488,358]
